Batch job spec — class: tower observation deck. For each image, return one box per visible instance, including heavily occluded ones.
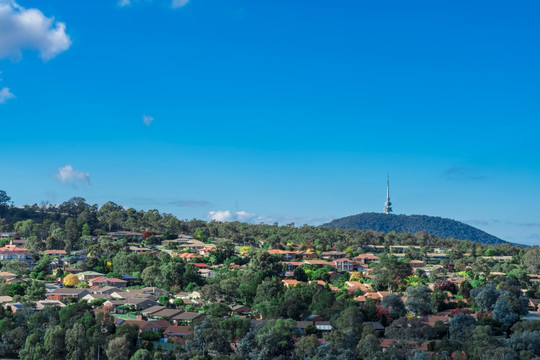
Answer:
[384,174,392,214]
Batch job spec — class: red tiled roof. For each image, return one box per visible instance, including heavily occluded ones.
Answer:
[190,263,210,268]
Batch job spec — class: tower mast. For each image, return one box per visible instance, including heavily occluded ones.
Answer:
[384,173,393,214]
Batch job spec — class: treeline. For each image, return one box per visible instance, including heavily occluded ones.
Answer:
[0,195,524,258]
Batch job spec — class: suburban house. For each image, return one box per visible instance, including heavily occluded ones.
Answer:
[0,296,13,304]
[90,286,122,295]
[49,288,90,301]
[390,245,421,253]
[283,261,303,272]
[104,298,159,311]
[267,249,297,261]
[163,325,193,343]
[282,279,302,287]
[354,254,380,265]
[173,252,201,260]
[321,251,347,260]
[41,249,67,258]
[0,271,18,283]
[0,244,33,265]
[107,231,144,240]
[334,258,356,271]
[0,232,20,240]
[230,304,251,315]
[35,300,66,310]
[151,308,185,320]
[410,260,425,268]
[77,271,105,281]
[88,276,128,288]
[362,245,385,253]
[481,256,513,262]
[297,251,317,260]
[303,260,332,267]
[82,293,113,302]
[172,312,205,324]
[128,246,153,254]
[176,239,207,252]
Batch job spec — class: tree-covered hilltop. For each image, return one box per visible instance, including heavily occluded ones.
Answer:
[324,213,508,245]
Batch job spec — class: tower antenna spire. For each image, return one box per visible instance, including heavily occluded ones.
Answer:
[384,172,393,214]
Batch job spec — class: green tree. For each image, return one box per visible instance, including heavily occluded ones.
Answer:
[381,293,406,319]
[524,248,540,274]
[141,266,160,287]
[405,285,431,315]
[25,280,46,300]
[332,306,364,336]
[372,255,412,291]
[248,251,283,279]
[130,349,151,360]
[357,334,381,359]
[14,219,33,238]
[106,336,131,360]
[81,223,91,237]
[293,266,308,282]
[65,323,89,360]
[2,259,30,277]
[0,190,11,206]
[19,333,45,360]
[295,334,319,359]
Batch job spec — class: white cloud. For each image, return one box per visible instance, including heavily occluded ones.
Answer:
[208,210,260,223]
[118,0,131,6]
[0,87,14,103]
[0,1,71,60]
[142,114,154,126]
[54,165,90,187]
[207,209,332,226]
[208,210,234,222]
[172,0,189,8]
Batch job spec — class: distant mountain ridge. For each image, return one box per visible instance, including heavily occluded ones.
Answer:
[323,212,508,245]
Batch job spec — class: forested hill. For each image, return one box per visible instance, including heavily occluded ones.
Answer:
[323,212,508,245]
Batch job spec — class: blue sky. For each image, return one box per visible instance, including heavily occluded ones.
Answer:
[1,0,539,244]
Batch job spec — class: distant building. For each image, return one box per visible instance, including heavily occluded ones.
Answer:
[107,231,143,240]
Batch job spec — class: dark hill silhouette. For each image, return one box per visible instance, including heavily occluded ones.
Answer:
[323,212,507,245]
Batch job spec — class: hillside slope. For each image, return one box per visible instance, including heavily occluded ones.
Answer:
[323,213,507,245]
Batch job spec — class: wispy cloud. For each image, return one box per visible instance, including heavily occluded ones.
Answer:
[118,0,190,9]
[0,87,14,104]
[172,0,189,8]
[207,209,332,226]
[0,1,71,60]
[54,165,90,188]
[142,114,154,126]
[464,218,540,228]
[443,167,485,181]
[463,219,490,226]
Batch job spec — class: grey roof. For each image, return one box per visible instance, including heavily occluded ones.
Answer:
[141,305,166,315]
[173,312,203,321]
[51,288,88,295]
[150,309,184,319]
